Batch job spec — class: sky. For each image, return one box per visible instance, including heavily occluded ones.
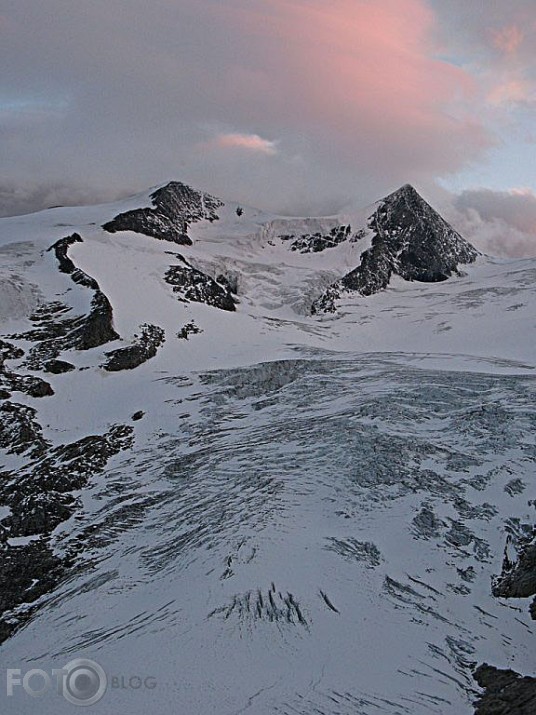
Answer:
[1,0,535,255]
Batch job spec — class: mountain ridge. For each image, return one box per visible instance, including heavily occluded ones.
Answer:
[0,178,534,715]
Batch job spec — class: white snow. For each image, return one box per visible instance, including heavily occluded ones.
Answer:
[0,187,534,714]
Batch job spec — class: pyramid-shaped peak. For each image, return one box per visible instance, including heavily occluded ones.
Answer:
[384,183,423,202]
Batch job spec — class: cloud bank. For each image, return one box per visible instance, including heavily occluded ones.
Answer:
[0,1,534,216]
[451,188,536,258]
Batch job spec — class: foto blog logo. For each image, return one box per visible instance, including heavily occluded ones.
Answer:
[6,658,156,706]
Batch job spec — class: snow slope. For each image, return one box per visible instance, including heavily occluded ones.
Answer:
[0,183,534,714]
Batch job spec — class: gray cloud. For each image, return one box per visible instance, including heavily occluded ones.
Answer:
[0,1,533,217]
[0,181,131,218]
[450,188,536,258]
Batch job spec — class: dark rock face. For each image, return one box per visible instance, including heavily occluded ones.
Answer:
[312,185,478,313]
[102,181,224,245]
[0,362,54,398]
[0,340,54,398]
[0,401,49,457]
[165,261,236,312]
[1,423,134,537]
[47,233,97,289]
[49,234,119,348]
[13,295,119,370]
[216,273,239,295]
[9,235,120,369]
[0,540,69,644]
[0,422,134,641]
[102,324,165,371]
[69,290,119,350]
[43,359,76,374]
[280,225,365,253]
[473,664,536,714]
[0,340,24,363]
[493,533,536,602]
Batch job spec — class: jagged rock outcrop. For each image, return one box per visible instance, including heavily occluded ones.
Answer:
[0,539,69,644]
[0,422,134,642]
[12,296,118,370]
[0,401,49,457]
[0,340,24,363]
[177,321,203,340]
[473,664,536,714]
[312,185,478,313]
[47,233,98,289]
[0,340,54,398]
[165,260,236,311]
[10,235,119,369]
[43,359,76,374]
[493,532,536,604]
[0,370,53,398]
[102,181,224,245]
[216,273,239,295]
[68,290,118,349]
[280,225,364,253]
[102,324,165,371]
[1,424,134,537]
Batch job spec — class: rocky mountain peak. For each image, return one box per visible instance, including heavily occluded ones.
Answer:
[384,182,420,200]
[102,180,224,245]
[312,184,479,313]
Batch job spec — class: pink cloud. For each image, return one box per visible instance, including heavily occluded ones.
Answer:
[488,78,533,105]
[491,25,524,54]
[209,132,278,155]
[209,0,491,177]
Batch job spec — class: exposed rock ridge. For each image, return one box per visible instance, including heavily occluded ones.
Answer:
[102,181,224,245]
[9,234,119,369]
[47,232,99,289]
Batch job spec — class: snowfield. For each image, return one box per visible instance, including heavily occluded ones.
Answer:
[0,183,534,714]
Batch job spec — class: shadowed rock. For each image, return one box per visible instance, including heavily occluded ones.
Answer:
[313,184,478,313]
[102,324,165,371]
[0,423,134,642]
[43,359,76,374]
[493,534,536,601]
[165,261,236,311]
[0,401,49,457]
[9,235,120,369]
[47,233,98,289]
[473,664,536,714]
[280,224,362,253]
[102,181,224,245]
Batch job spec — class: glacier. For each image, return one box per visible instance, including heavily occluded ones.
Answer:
[0,182,534,714]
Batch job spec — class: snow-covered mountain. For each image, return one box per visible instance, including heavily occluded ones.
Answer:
[0,181,534,714]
